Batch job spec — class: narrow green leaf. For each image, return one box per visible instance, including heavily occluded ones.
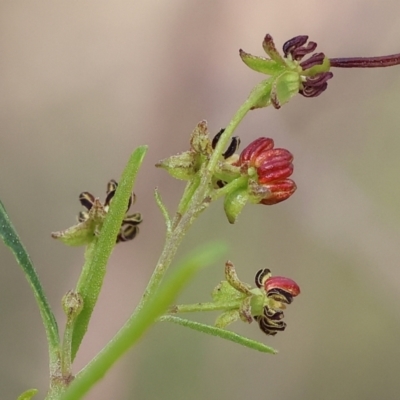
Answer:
[61,242,227,400]
[0,201,60,364]
[17,389,38,400]
[160,315,277,354]
[71,146,148,361]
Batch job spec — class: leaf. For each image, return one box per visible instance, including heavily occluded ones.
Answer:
[0,201,60,363]
[70,146,148,361]
[17,389,38,400]
[160,315,277,354]
[212,281,245,303]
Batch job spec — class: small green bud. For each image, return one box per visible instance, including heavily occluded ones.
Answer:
[189,120,213,156]
[62,290,84,318]
[223,187,249,224]
[156,151,198,180]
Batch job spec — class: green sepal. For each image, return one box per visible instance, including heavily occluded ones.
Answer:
[212,280,246,303]
[239,50,286,75]
[215,310,240,328]
[271,70,301,109]
[190,120,213,156]
[238,296,253,323]
[262,34,286,65]
[301,56,331,76]
[223,187,249,224]
[249,288,267,316]
[51,199,106,246]
[156,151,198,181]
[17,389,38,400]
[248,78,273,110]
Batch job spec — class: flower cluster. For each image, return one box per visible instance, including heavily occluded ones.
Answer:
[52,180,142,246]
[78,180,142,243]
[221,135,296,223]
[253,268,300,335]
[239,33,333,109]
[233,137,296,205]
[282,35,333,98]
[212,261,300,337]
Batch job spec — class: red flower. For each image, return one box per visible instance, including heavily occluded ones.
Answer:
[235,137,296,205]
[253,268,300,336]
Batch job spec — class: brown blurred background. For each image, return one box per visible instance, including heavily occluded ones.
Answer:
[2,1,400,399]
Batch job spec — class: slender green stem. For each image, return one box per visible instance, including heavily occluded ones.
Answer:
[175,175,201,217]
[211,176,248,200]
[154,188,172,233]
[168,300,243,314]
[61,320,73,378]
[207,83,269,174]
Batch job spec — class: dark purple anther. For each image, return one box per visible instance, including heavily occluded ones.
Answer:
[300,52,326,70]
[292,41,317,60]
[282,35,309,57]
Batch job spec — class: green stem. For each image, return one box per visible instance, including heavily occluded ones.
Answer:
[61,321,73,378]
[175,175,201,217]
[154,188,172,233]
[207,82,269,174]
[211,176,248,200]
[168,300,243,314]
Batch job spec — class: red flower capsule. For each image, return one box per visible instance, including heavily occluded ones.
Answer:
[253,268,300,336]
[263,276,301,298]
[235,137,296,205]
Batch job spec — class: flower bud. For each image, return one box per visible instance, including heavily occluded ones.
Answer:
[236,137,296,206]
[156,151,198,181]
[223,187,249,224]
[62,290,84,318]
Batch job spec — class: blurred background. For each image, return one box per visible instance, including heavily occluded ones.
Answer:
[1,1,400,399]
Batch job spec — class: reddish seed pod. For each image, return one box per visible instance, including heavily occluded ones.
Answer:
[263,276,300,297]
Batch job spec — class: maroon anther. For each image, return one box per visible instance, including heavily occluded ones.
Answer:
[300,72,333,98]
[282,35,309,57]
[300,52,326,70]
